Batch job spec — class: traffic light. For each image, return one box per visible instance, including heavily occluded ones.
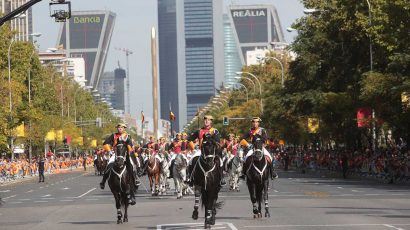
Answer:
[223,116,229,126]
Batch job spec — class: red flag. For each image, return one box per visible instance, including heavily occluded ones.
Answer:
[357,108,371,128]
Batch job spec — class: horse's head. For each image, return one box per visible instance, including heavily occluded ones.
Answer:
[114,144,128,168]
[201,133,219,165]
[252,134,264,161]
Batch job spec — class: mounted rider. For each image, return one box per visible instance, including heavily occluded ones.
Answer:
[168,133,188,178]
[187,115,226,186]
[99,123,137,205]
[239,117,278,180]
[141,136,161,175]
[225,133,239,170]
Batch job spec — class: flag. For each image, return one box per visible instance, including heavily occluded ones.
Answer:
[15,123,25,137]
[45,129,56,141]
[91,139,97,148]
[56,129,63,141]
[308,118,319,133]
[170,111,176,121]
[402,92,409,110]
[141,111,145,125]
[357,108,371,128]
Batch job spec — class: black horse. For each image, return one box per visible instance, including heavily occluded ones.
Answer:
[243,134,270,218]
[107,144,133,224]
[190,134,223,229]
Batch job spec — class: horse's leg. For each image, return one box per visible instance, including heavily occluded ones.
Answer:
[176,176,182,199]
[154,172,160,196]
[114,193,122,224]
[149,175,154,195]
[192,186,200,220]
[264,179,270,218]
[123,192,129,222]
[247,181,258,218]
[204,191,213,229]
[256,185,263,218]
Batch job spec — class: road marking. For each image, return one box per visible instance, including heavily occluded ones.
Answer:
[18,199,31,201]
[3,194,16,200]
[337,187,343,189]
[384,224,405,230]
[0,190,10,193]
[8,201,22,204]
[76,187,96,198]
[157,222,237,230]
[25,190,33,193]
[243,223,410,228]
[34,201,48,203]
[85,199,99,201]
[41,194,52,197]
[41,197,55,200]
[62,187,70,190]
[273,190,279,192]
[351,190,361,192]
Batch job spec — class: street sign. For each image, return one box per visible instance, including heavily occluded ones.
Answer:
[223,116,229,125]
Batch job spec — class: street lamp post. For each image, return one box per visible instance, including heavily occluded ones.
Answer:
[236,71,263,114]
[234,76,256,93]
[258,56,285,88]
[8,33,41,160]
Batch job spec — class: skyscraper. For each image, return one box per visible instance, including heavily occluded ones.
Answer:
[158,0,223,131]
[56,10,116,89]
[227,5,285,65]
[98,68,126,111]
[0,0,33,41]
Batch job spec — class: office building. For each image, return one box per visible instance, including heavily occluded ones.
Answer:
[158,0,223,131]
[98,68,126,111]
[56,10,116,89]
[227,5,285,65]
[0,0,33,41]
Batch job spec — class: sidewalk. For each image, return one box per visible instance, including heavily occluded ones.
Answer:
[291,166,410,185]
[0,165,93,187]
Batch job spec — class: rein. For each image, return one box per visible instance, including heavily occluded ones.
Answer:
[198,143,217,191]
[111,166,127,192]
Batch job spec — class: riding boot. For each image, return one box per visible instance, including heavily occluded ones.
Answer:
[134,171,141,186]
[168,160,174,179]
[100,163,112,189]
[270,163,278,180]
[240,162,247,180]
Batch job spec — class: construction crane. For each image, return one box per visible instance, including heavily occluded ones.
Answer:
[115,47,133,114]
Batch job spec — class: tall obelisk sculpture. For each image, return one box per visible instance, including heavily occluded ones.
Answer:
[151,27,159,139]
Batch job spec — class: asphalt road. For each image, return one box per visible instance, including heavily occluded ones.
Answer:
[1,167,409,230]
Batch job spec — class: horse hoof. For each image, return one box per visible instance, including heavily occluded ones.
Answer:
[253,214,257,219]
[204,223,211,229]
[123,217,128,222]
[117,220,122,224]
[177,195,182,199]
[192,210,198,220]
[236,189,240,192]
[210,217,216,225]
[258,213,262,218]
[265,212,270,218]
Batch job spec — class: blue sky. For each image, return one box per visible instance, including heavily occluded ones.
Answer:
[32,0,304,119]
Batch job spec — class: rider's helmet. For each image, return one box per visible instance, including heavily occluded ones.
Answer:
[116,123,127,128]
[203,115,214,121]
[251,117,262,122]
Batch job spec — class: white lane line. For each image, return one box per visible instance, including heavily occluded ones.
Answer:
[41,197,55,200]
[157,222,237,230]
[34,201,48,203]
[0,190,10,193]
[3,194,16,200]
[243,224,410,228]
[85,199,99,201]
[8,201,22,204]
[76,187,96,198]
[351,190,361,192]
[62,187,70,190]
[41,194,52,197]
[273,190,279,192]
[384,224,405,230]
[25,190,33,193]
[337,187,343,189]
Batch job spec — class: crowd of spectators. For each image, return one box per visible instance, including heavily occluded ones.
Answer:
[272,146,410,183]
[0,155,94,183]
